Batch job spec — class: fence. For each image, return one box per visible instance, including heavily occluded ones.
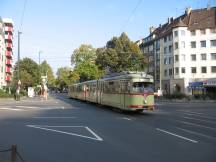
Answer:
[0,145,25,162]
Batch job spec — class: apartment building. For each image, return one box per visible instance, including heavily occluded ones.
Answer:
[0,18,6,89]
[139,7,216,95]
[3,18,13,87]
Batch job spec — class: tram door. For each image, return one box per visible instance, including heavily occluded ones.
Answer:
[97,81,102,104]
[120,81,126,109]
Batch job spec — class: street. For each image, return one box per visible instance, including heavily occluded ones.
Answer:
[0,94,216,162]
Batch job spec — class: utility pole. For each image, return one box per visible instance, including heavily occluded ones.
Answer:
[16,31,22,101]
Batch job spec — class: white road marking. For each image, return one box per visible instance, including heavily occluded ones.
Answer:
[122,117,132,121]
[176,127,216,140]
[26,125,103,141]
[16,106,40,109]
[61,107,65,109]
[0,107,25,111]
[156,128,198,143]
[184,113,216,120]
[177,110,204,115]
[181,116,216,124]
[33,117,76,119]
[177,121,216,130]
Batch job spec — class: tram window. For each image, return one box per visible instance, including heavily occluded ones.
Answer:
[132,82,154,93]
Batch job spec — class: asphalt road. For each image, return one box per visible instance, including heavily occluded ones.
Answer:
[0,94,216,162]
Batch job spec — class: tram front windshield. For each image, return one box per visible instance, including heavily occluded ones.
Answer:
[132,82,154,93]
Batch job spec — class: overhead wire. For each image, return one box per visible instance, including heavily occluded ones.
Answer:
[19,0,27,31]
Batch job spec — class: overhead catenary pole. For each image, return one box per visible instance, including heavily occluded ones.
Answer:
[16,31,22,101]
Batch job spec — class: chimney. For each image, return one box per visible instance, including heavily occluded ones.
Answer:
[149,26,156,34]
[185,7,192,15]
[170,17,174,22]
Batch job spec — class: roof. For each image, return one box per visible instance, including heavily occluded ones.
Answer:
[140,7,216,45]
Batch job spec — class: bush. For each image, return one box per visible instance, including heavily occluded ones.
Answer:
[164,92,186,99]
[0,89,13,98]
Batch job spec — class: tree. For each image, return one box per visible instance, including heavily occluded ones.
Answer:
[56,67,79,90]
[40,60,55,87]
[74,61,103,82]
[96,32,147,73]
[71,44,96,67]
[71,44,104,82]
[12,58,40,90]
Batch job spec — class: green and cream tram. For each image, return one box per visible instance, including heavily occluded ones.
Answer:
[68,72,154,112]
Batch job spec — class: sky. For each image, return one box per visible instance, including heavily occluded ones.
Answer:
[0,0,216,74]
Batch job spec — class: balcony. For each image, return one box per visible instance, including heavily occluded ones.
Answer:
[4,26,13,32]
[6,59,12,65]
[4,34,13,40]
[6,43,13,48]
[5,76,11,81]
[6,51,12,58]
[6,67,11,73]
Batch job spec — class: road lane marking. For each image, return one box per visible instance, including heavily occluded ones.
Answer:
[0,107,25,111]
[184,113,216,120]
[181,116,216,124]
[33,117,76,119]
[16,106,40,109]
[176,127,216,140]
[177,121,216,130]
[26,125,103,141]
[16,106,61,110]
[156,128,198,143]
[122,117,132,121]
[177,110,204,115]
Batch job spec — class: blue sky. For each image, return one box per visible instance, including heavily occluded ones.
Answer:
[1,0,215,73]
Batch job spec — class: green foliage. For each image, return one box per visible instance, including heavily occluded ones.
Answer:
[40,61,56,86]
[70,44,104,82]
[71,44,96,67]
[96,32,147,73]
[12,58,40,90]
[56,67,79,89]
[74,61,103,82]
[0,89,13,98]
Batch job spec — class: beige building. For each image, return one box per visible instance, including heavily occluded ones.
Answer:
[139,7,216,95]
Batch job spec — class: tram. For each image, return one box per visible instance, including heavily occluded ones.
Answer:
[68,71,155,112]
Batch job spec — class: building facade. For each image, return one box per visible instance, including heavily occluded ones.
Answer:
[0,18,6,89]
[3,18,13,88]
[139,7,216,95]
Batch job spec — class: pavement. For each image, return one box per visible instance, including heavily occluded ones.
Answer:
[0,93,216,162]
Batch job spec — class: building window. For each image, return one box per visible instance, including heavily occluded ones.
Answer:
[174,31,178,37]
[191,67,196,73]
[181,41,185,48]
[168,34,172,41]
[181,54,186,61]
[210,28,216,34]
[212,66,216,73]
[175,55,179,62]
[200,41,206,48]
[181,67,185,73]
[164,37,167,43]
[168,57,172,64]
[200,29,206,35]
[191,30,196,36]
[201,67,207,73]
[181,30,185,36]
[164,47,167,54]
[191,54,196,61]
[211,53,216,60]
[164,69,167,76]
[175,67,179,74]
[169,69,172,76]
[164,58,168,65]
[210,40,216,47]
[191,41,196,48]
[169,45,172,53]
[201,53,207,60]
[174,42,178,49]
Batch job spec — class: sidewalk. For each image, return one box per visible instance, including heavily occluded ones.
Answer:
[155,98,216,103]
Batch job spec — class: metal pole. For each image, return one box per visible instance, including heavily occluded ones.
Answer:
[17,31,21,81]
[11,145,17,162]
